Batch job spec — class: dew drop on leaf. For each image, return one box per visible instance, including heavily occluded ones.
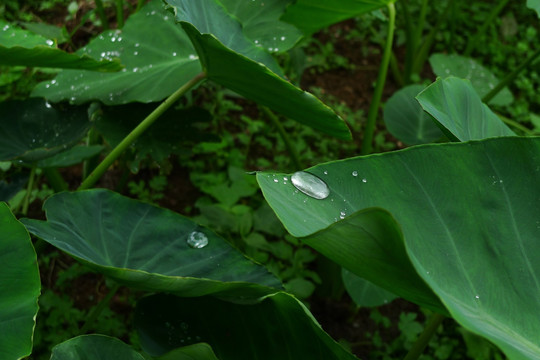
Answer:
[352,171,358,177]
[187,231,208,249]
[291,171,330,200]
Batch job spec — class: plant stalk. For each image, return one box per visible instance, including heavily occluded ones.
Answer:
[43,168,68,192]
[80,283,120,334]
[21,164,37,216]
[464,0,510,56]
[261,106,302,170]
[360,2,396,155]
[94,0,109,30]
[115,0,124,28]
[78,72,206,190]
[482,47,540,104]
[403,313,446,360]
[404,0,428,83]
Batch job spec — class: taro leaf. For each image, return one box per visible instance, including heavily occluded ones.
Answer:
[527,0,540,17]
[342,268,397,307]
[36,145,104,168]
[96,104,217,169]
[32,0,202,105]
[383,84,444,145]
[0,203,40,360]
[50,335,145,360]
[155,343,220,360]
[21,189,281,298]
[0,20,121,71]
[281,0,391,35]
[0,98,90,162]
[429,53,513,106]
[164,0,283,76]
[219,0,303,53]
[135,292,358,360]
[416,77,515,141]
[0,173,29,202]
[20,22,68,44]
[180,22,351,140]
[257,137,540,360]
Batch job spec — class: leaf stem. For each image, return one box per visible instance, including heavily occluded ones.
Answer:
[78,72,207,190]
[261,106,302,170]
[43,168,68,192]
[403,313,446,360]
[116,0,124,28]
[80,283,120,334]
[21,164,37,216]
[94,0,109,30]
[482,47,540,104]
[360,2,396,155]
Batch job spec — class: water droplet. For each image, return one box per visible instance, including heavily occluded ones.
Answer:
[323,170,328,175]
[273,178,279,183]
[475,295,480,299]
[340,211,346,219]
[172,52,177,56]
[362,178,367,183]
[187,231,208,249]
[45,39,54,46]
[280,36,286,41]
[291,171,330,200]
[352,171,358,177]
[188,54,198,60]
[44,101,52,108]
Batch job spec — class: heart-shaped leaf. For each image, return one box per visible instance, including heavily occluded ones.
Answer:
[219,0,303,53]
[164,0,283,75]
[50,335,145,360]
[179,22,351,140]
[383,84,444,145]
[0,203,40,360]
[36,145,104,168]
[429,53,513,106]
[135,292,358,359]
[0,98,90,162]
[281,0,391,34]
[0,20,121,71]
[32,0,202,105]
[22,189,281,298]
[527,0,540,17]
[342,268,397,307]
[417,77,516,141]
[155,343,220,360]
[257,137,540,360]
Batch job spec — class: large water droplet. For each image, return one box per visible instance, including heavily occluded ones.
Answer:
[291,171,329,200]
[187,231,208,249]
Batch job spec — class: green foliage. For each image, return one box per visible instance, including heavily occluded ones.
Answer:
[0,0,539,359]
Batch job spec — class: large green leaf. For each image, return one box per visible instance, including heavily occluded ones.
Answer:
[257,137,540,360]
[165,0,283,75]
[416,77,515,141]
[135,292,358,359]
[219,0,303,53]
[32,0,202,104]
[156,344,220,360]
[0,98,90,162]
[383,84,444,145]
[180,22,351,140]
[527,0,540,17]
[50,335,145,360]
[429,53,513,106]
[0,202,40,360]
[21,189,281,298]
[0,20,121,71]
[342,268,397,307]
[281,0,391,34]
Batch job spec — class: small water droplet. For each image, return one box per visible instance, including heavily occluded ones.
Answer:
[188,54,198,60]
[172,52,177,56]
[273,179,279,183]
[280,36,286,41]
[45,39,54,46]
[187,231,208,249]
[291,171,330,200]
[475,295,480,299]
[44,101,52,109]
[352,171,358,177]
[362,178,367,183]
[340,211,346,219]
